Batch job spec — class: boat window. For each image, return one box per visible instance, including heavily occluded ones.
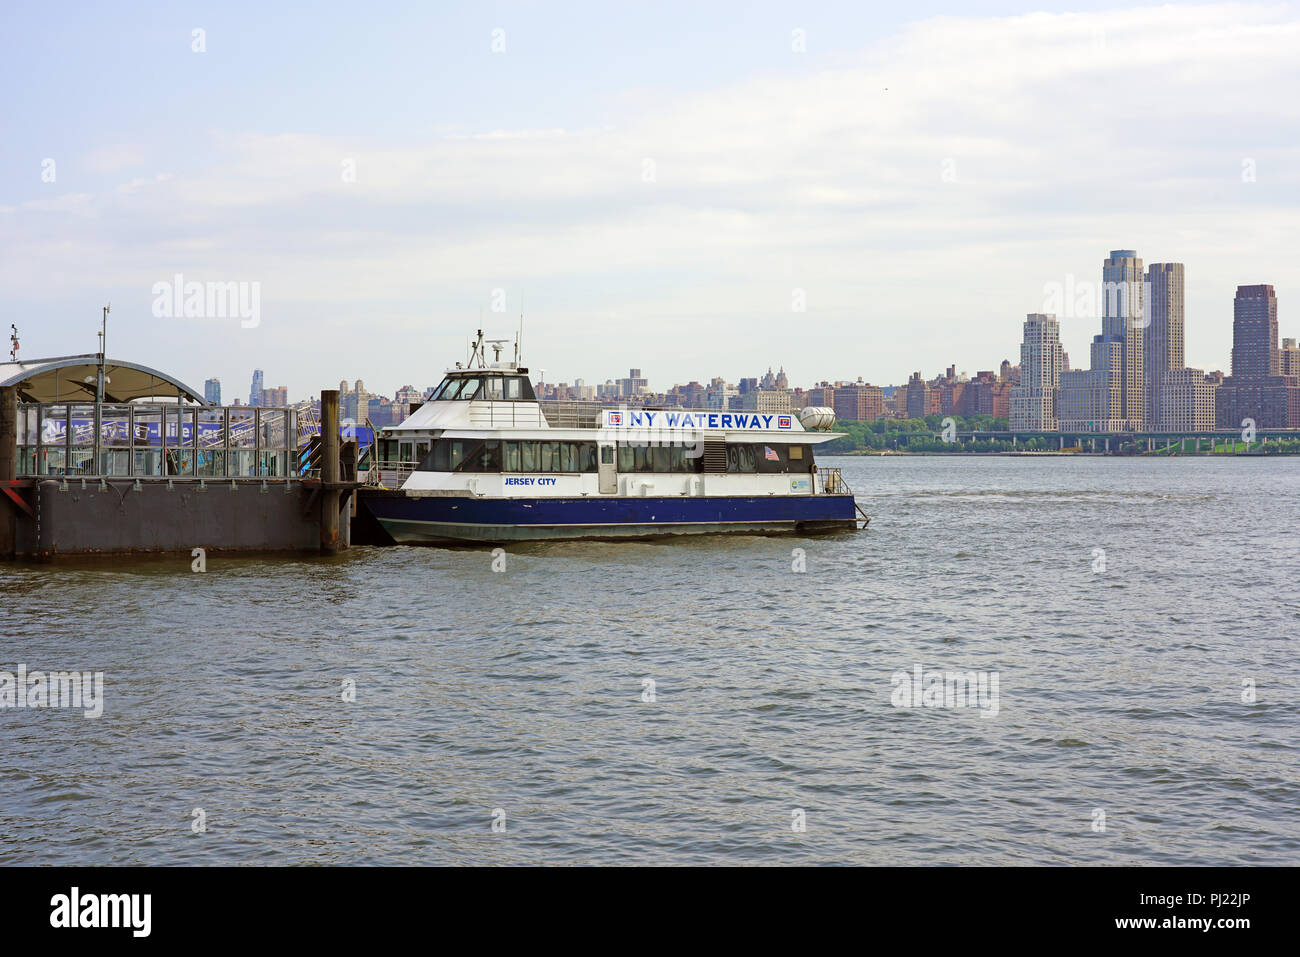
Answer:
[520,440,538,471]
[428,378,453,401]
[503,440,521,472]
[503,377,523,400]
[415,441,430,465]
[727,444,757,473]
[583,444,600,472]
[476,440,501,472]
[613,442,701,473]
[755,444,786,474]
[449,377,481,400]
[600,445,614,465]
[448,439,471,470]
[483,377,505,401]
[539,441,561,473]
[560,442,579,473]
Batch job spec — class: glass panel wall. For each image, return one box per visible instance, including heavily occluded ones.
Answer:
[68,404,97,475]
[14,402,302,478]
[132,407,164,476]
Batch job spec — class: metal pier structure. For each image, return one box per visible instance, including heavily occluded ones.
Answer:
[0,370,358,560]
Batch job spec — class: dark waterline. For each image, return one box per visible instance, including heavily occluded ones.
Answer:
[2,455,1298,864]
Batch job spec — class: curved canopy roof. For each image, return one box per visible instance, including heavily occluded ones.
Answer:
[0,355,207,404]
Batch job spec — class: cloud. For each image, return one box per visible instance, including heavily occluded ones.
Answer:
[83,143,146,174]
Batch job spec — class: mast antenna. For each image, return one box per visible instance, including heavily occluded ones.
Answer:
[517,290,524,364]
[97,303,110,403]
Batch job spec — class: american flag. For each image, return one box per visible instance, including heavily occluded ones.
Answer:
[764,446,779,461]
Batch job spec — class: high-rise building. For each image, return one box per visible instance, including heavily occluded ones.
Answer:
[1010,313,1064,431]
[1216,284,1300,428]
[204,378,222,405]
[1230,284,1279,379]
[1157,369,1218,431]
[1103,249,1145,427]
[905,372,930,419]
[964,371,1010,417]
[249,369,264,407]
[1143,263,1184,427]
[394,385,424,421]
[831,383,885,421]
[1281,338,1300,378]
[341,378,371,422]
[738,389,792,413]
[617,369,649,397]
[706,378,737,410]
[1057,250,1145,431]
[260,386,288,408]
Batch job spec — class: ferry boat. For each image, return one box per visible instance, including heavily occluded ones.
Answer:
[362,332,864,544]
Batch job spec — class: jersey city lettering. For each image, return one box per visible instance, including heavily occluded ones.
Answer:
[504,477,559,486]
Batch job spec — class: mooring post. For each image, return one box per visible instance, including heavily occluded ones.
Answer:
[320,389,341,554]
[0,386,17,558]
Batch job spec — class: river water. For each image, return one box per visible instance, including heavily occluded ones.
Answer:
[2,455,1298,864]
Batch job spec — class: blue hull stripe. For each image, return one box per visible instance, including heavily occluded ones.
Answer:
[365,493,856,528]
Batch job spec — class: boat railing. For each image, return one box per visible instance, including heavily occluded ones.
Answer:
[539,400,605,429]
[468,401,550,429]
[539,401,704,430]
[368,460,421,488]
[816,466,851,495]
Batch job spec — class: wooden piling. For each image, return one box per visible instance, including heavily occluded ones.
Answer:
[0,386,16,558]
[320,389,341,554]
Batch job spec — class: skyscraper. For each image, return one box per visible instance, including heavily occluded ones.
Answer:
[1010,313,1064,430]
[1143,262,1184,427]
[1281,338,1300,378]
[204,378,222,405]
[1057,250,1145,431]
[1102,249,1145,428]
[1215,284,1299,428]
[250,369,264,407]
[1230,284,1279,379]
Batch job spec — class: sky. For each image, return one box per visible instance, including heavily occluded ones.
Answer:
[3,1,1299,400]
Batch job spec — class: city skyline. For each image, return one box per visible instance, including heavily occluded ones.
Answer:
[5,3,1299,397]
[206,247,1290,434]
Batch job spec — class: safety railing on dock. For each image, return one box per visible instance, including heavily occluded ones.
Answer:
[14,403,299,479]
